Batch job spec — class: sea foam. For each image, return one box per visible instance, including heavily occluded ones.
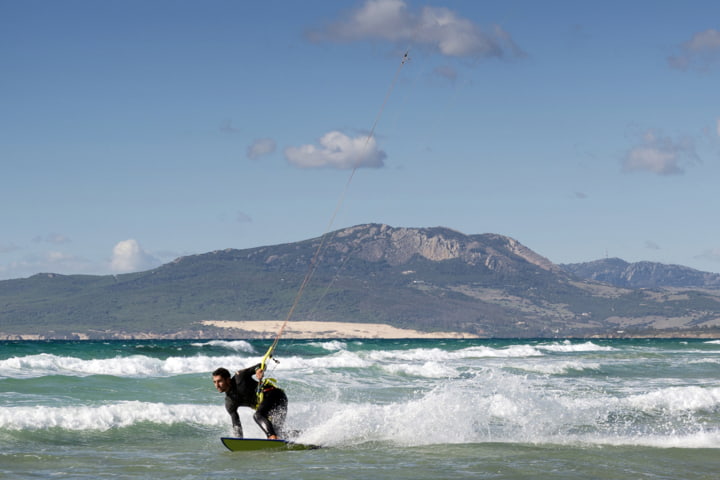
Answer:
[0,401,226,431]
[537,341,615,352]
[0,353,260,379]
[625,386,720,412]
[190,340,256,352]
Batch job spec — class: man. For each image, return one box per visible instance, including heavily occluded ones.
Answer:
[212,364,288,439]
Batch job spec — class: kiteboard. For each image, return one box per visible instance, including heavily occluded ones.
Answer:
[221,437,320,451]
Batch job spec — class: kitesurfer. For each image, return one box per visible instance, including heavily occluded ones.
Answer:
[212,364,288,439]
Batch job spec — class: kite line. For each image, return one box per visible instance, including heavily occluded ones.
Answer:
[259,50,411,370]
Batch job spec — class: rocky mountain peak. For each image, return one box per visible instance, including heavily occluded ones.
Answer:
[329,224,560,273]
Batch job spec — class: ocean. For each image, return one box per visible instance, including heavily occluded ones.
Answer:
[1,338,718,479]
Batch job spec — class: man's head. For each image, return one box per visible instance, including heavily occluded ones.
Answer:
[212,367,231,393]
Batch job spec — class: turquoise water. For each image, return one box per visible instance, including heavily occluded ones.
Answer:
[1,338,719,479]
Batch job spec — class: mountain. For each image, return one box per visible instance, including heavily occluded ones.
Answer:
[561,258,720,289]
[1,224,719,339]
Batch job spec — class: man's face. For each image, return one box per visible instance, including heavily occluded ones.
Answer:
[213,375,230,393]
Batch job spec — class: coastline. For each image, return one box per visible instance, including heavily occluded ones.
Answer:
[2,320,717,340]
[199,320,481,339]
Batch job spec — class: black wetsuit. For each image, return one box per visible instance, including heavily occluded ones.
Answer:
[224,364,288,438]
[224,364,260,437]
[254,380,288,438]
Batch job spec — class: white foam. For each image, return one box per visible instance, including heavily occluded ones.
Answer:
[625,386,720,412]
[537,341,615,353]
[383,361,457,378]
[511,360,601,375]
[303,350,372,369]
[307,340,347,351]
[366,347,452,363]
[0,401,227,431]
[0,353,260,379]
[590,430,720,449]
[458,344,545,358]
[293,369,720,449]
[4,340,720,450]
[362,345,544,366]
[0,343,548,381]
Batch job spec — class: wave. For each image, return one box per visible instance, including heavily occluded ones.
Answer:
[507,360,602,375]
[0,401,226,432]
[306,340,348,351]
[384,361,457,378]
[2,377,718,449]
[625,386,720,413]
[589,430,720,449]
[689,357,720,365]
[0,350,391,380]
[293,375,720,449]
[189,340,256,352]
[361,344,544,365]
[537,341,615,353]
[270,344,548,378]
[0,343,551,380]
[0,353,257,379]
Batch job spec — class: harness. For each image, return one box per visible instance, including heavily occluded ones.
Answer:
[255,377,280,409]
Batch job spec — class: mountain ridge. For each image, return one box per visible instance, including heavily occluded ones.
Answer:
[1,224,719,339]
[561,258,720,289]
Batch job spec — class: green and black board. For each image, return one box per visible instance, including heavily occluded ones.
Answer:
[221,437,320,451]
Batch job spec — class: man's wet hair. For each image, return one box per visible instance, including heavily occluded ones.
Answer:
[213,367,231,378]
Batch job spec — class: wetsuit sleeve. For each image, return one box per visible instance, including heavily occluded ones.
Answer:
[235,364,261,380]
[224,392,243,437]
[231,365,260,407]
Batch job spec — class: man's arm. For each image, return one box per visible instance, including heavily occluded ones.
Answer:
[235,363,261,379]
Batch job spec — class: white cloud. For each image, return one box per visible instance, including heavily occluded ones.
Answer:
[684,29,720,52]
[309,0,524,60]
[668,28,720,71]
[246,138,276,159]
[284,130,386,169]
[622,130,699,175]
[110,239,159,273]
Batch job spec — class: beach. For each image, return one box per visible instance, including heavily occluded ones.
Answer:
[200,320,479,339]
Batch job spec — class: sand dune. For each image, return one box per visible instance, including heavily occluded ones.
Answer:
[200,320,479,339]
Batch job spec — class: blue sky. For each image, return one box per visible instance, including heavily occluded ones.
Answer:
[2,0,720,280]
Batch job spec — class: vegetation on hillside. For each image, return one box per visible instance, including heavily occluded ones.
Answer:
[1,225,719,339]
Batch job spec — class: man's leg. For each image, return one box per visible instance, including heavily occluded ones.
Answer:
[254,390,288,438]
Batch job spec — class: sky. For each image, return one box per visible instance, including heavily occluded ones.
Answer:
[2,0,720,281]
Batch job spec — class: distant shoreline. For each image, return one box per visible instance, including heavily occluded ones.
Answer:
[1,319,718,340]
[199,320,481,339]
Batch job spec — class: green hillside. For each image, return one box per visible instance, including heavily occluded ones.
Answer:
[2,224,719,339]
